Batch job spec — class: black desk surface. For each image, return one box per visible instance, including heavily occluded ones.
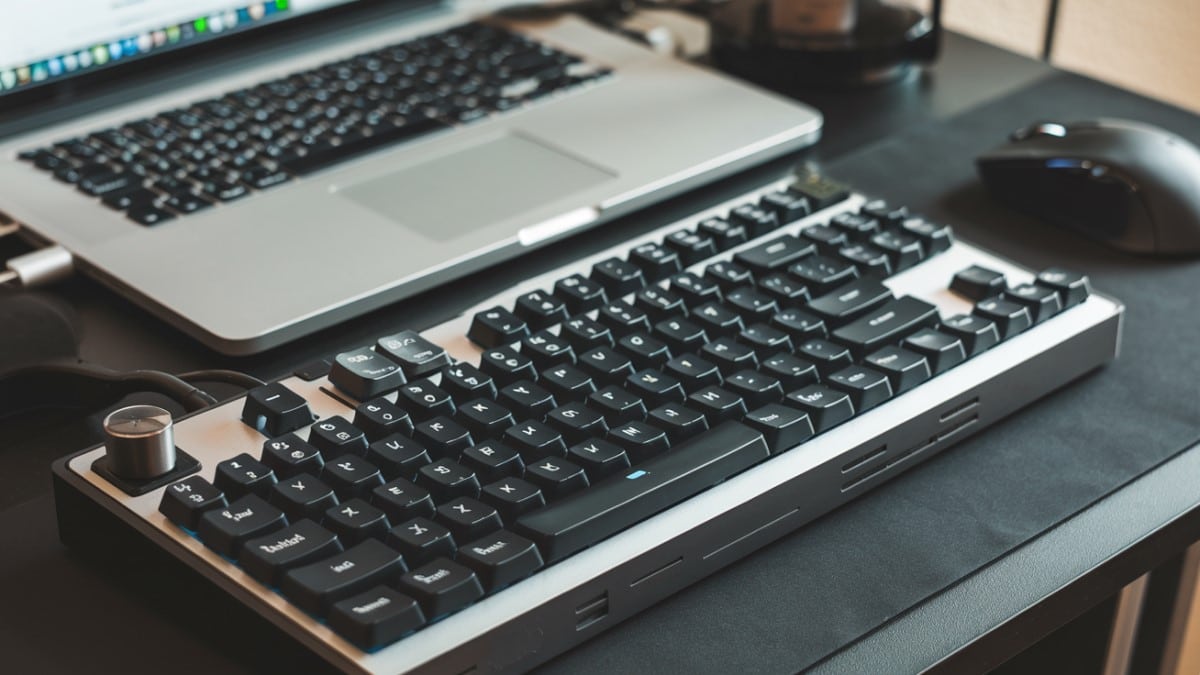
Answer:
[4,32,1200,674]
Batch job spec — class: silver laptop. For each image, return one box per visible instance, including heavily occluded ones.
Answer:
[0,0,821,355]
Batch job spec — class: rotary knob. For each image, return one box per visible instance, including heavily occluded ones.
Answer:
[103,405,177,481]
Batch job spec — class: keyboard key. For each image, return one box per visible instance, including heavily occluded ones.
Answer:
[516,422,770,562]
[632,286,687,322]
[628,243,682,281]
[869,230,924,272]
[513,290,569,330]
[974,296,1033,338]
[789,171,850,209]
[539,364,596,400]
[830,296,939,359]
[647,402,709,442]
[554,274,607,313]
[159,476,228,530]
[706,261,754,292]
[785,385,856,432]
[591,257,646,295]
[278,117,447,176]
[561,317,614,350]
[417,459,480,501]
[796,339,853,376]
[688,386,748,423]
[329,347,406,400]
[827,365,893,412]
[366,435,431,481]
[830,212,880,240]
[807,277,893,327]
[309,416,369,457]
[757,273,811,305]
[800,224,850,255]
[353,398,414,441]
[588,385,648,422]
[504,420,568,459]
[902,329,968,374]
[261,434,324,478]
[481,478,546,522]
[413,416,474,457]
[625,368,686,407]
[525,457,590,499]
[461,441,526,482]
[698,216,749,250]
[692,302,744,336]
[664,229,718,265]
[607,420,670,461]
[578,346,635,384]
[397,559,485,619]
[280,539,408,616]
[328,587,425,650]
[567,438,631,479]
[940,314,1001,356]
[376,331,451,379]
[788,255,859,295]
[436,497,504,542]
[760,353,820,390]
[671,271,722,306]
[617,332,673,369]
[738,323,793,354]
[397,381,456,421]
[734,235,815,273]
[497,381,556,421]
[324,498,391,545]
[860,199,909,226]
[323,454,386,498]
[457,530,544,591]
[663,353,723,391]
[863,346,932,393]
[215,453,278,499]
[479,347,538,386]
[760,189,812,223]
[240,383,313,437]
[198,494,288,558]
[522,331,576,368]
[126,203,175,226]
[1004,283,1063,323]
[900,217,953,255]
[743,404,814,454]
[241,519,343,586]
[729,203,779,237]
[385,518,456,568]
[950,265,1006,301]
[725,287,779,321]
[468,306,530,348]
[838,243,892,277]
[1035,268,1091,308]
[724,370,784,407]
[653,317,708,353]
[771,308,828,341]
[269,473,339,521]
[440,363,498,403]
[371,478,435,523]
[546,401,608,443]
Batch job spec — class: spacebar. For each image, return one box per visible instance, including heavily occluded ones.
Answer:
[279,117,449,175]
[515,422,770,563]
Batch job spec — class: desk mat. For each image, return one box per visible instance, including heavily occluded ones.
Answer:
[539,71,1200,673]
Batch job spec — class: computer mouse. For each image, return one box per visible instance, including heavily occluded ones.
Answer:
[975,118,1200,255]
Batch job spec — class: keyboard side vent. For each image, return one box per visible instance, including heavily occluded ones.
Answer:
[574,591,609,631]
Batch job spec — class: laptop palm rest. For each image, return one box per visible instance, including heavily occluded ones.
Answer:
[339,133,616,241]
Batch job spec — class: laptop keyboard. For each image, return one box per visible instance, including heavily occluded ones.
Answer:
[17,22,609,226]
[55,169,1121,673]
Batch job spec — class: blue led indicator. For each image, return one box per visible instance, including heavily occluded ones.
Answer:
[626,470,647,480]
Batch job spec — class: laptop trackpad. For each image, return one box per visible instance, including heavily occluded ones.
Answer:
[339,134,616,241]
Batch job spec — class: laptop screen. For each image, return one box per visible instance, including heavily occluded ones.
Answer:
[0,0,359,97]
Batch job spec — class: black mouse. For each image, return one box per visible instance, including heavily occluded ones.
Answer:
[976,118,1200,255]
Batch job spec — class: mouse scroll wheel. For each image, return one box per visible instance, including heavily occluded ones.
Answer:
[1011,122,1068,142]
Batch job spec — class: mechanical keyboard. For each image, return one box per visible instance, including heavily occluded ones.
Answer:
[53,168,1123,674]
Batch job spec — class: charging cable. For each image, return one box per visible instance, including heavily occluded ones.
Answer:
[0,220,75,288]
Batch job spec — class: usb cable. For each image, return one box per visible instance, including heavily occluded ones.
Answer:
[0,221,75,288]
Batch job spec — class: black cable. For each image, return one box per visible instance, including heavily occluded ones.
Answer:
[178,369,265,390]
[0,360,218,418]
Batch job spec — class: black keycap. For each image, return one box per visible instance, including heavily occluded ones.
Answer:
[830,296,939,359]
[480,347,541,387]
[830,212,880,240]
[498,381,557,420]
[625,369,686,406]
[587,385,648,422]
[561,317,615,350]
[454,399,515,438]
[1035,268,1091,308]
[664,229,718,265]
[869,230,925,272]
[323,454,386,498]
[800,223,850,255]
[371,478,436,523]
[481,478,546,522]
[663,353,723,391]
[278,117,448,175]
[417,459,481,501]
[628,243,682,281]
[525,456,589,498]
[827,365,893,412]
[309,416,370,457]
[328,587,425,650]
[738,323,793,354]
[159,476,228,530]
[458,530,544,591]
[974,296,1033,339]
[796,338,853,376]
[1004,283,1063,323]
[771,307,828,341]
[161,190,214,214]
[729,203,779,237]
[860,199,909,226]
[940,314,1002,356]
[591,257,646,295]
[653,317,708,353]
[102,187,158,211]
[760,354,819,391]
[864,346,932,393]
[647,402,709,441]
[807,277,893,327]
[698,216,749,251]
[546,401,609,443]
[725,287,779,321]
[578,346,635,384]
[441,363,497,400]
[522,331,575,368]
[691,302,744,337]
[396,381,456,421]
[513,290,569,330]
[789,172,850,209]
[397,559,485,619]
[215,453,278,498]
[539,364,596,400]
[607,420,670,461]
[269,473,339,521]
[385,518,456,568]
[324,498,391,545]
[354,398,414,441]
[734,235,815,273]
[701,337,759,375]
[951,265,1006,301]
[632,286,687,322]
[757,273,811,305]
[760,189,812,223]
[280,539,408,616]
[516,422,769,562]
[838,243,892,277]
[504,420,568,459]
[788,255,859,295]
[436,497,504,542]
[367,435,431,481]
[785,385,856,432]
[468,306,530,348]
[376,331,450,378]
[597,302,651,337]
[900,217,953,255]
[329,347,406,400]
[261,434,324,478]
[725,370,784,407]
[902,329,968,374]
[554,274,607,313]
[617,332,672,369]
[241,519,344,586]
[461,441,525,482]
[687,386,748,423]
[198,494,288,557]
[567,438,631,479]
[705,261,754,292]
[412,416,474,457]
[127,203,173,227]
[743,404,814,454]
[671,271,723,306]
[241,383,313,436]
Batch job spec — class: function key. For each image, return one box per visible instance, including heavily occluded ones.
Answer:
[215,453,278,499]
[396,381,456,421]
[261,434,325,478]
[197,494,288,558]
[591,257,646,296]
[838,243,892,277]
[900,217,953,255]
[354,398,414,441]
[240,520,343,586]
[1004,283,1063,323]
[788,255,859,296]
[785,385,855,432]
[280,539,408,616]
[367,435,432,481]
[698,217,749,251]
[742,404,814,454]
[974,296,1033,339]
[513,290,569,330]
[950,265,1006,301]
[800,223,850,255]
[397,559,485,619]
[1035,268,1091,308]
[329,347,406,400]
[323,454,387,498]
[159,476,229,530]
[864,346,931,393]
[860,199,909,226]
[468,306,530,348]
[269,473,339,521]
[734,234,815,274]
[760,189,812,223]
[240,383,313,437]
[457,530,545,591]
[788,170,850,210]
[435,497,505,543]
[554,274,607,314]
[902,329,968,374]
[670,271,722,306]
[729,203,779,237]
[441,363,497,400]
[830,212,880,240]
[328,587,425,651]
[479,347,539,386]
[323,498,391,545]
[385,518,457,569]
[628,243,683,281]
[663,229,718,265]
[376,331,451,379]
[309,416,370,457]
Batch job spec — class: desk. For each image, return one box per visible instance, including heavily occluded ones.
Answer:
[3,30,1199,674]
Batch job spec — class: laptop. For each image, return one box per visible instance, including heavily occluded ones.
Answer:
[0,0,822,355]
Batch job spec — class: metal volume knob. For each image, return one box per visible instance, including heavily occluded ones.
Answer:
[103,405,177,480]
